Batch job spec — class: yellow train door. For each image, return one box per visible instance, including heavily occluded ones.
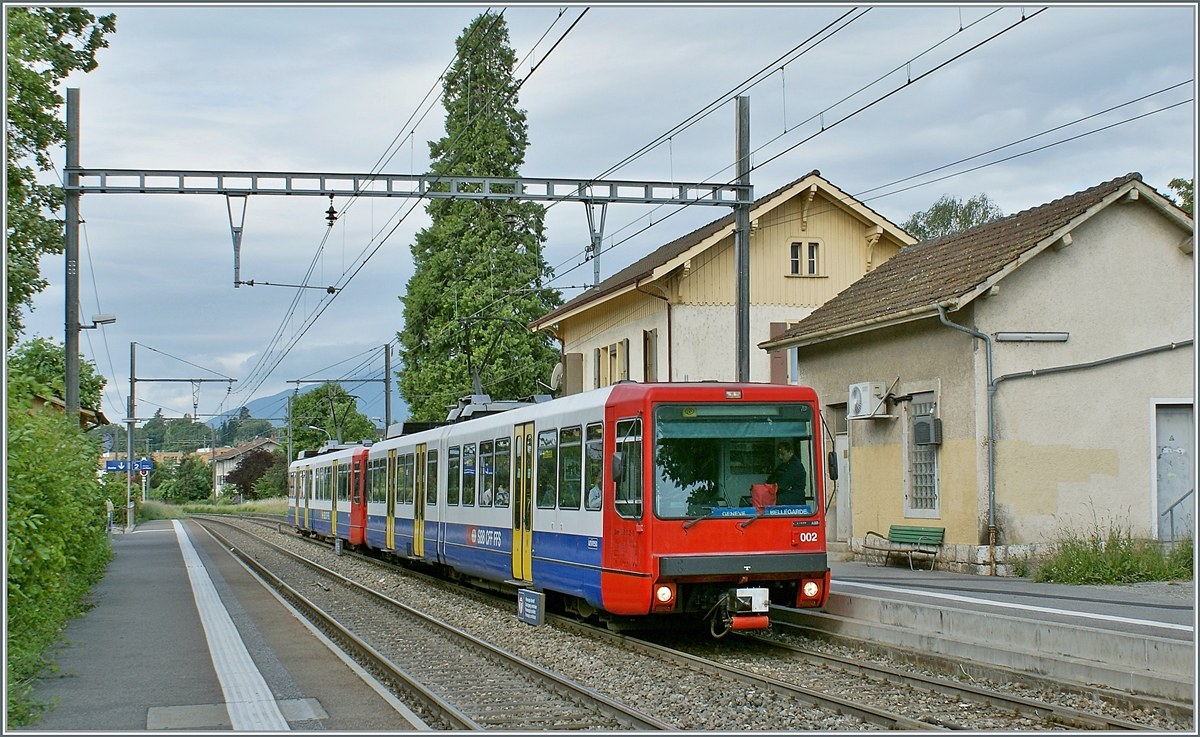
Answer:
[386,449,397,550]
[511,422,535,582]
[414,444,427,558]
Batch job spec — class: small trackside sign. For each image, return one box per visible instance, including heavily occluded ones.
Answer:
[517,589,544,626]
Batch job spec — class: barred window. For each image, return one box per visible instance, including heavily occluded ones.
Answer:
[908,393,938,511]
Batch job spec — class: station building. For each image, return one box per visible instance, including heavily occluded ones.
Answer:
[530,170,915,391]
[760,173,1195,573]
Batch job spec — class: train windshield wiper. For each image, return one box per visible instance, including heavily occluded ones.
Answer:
[682,511,719,530]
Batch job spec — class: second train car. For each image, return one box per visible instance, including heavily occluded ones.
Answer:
[288,382,831,634]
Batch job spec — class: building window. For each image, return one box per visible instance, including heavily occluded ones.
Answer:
[906,391,939,515]
[790,241,821,276]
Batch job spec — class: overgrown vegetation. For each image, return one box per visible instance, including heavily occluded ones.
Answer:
[181,497,289,516]
[1032,527,1193,585]
[6,378,113,726]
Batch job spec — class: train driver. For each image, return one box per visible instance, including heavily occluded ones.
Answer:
[766,441,808,506]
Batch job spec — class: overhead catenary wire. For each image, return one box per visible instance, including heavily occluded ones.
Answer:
[231,9,589,406]
[434,6,1055,342]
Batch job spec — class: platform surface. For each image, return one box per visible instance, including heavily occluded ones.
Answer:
[24,519,421,731]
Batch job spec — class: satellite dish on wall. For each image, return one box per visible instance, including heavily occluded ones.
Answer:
[550,362,564,391]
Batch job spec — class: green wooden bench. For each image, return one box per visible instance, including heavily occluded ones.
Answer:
[862,525,945,570]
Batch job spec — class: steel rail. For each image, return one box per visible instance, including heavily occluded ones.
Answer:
[224,515,1184,729]
[199,521,479,730]
[546,616,947,731]
[197,516,674,731]
[736,633,1156,731]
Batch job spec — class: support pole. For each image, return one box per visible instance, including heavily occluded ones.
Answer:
[384,343,392,427]
[227,195,247,287]
[127,341,136,533]
[585,202,607,289]
[65,88,81,416]
[734,96,752,383]
[286,391,293,462]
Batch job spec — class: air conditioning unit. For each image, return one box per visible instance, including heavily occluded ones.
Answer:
[847,382,889,420]
[913,415,943,445]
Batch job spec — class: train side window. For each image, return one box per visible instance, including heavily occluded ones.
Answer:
[479,441,494,507]
[401,453,414,505]
[462,443,476,506]
[494,437,511,507]
[537,430,557,509]
[615,418,643,519]
[447,446,461,506]
[426,449,438,504]
[559,426,582,510]
[337,464,350,503]
[376,458,387,503]
[585,423,603,511]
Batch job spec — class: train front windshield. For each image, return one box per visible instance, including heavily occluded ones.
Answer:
[653,403,817,519]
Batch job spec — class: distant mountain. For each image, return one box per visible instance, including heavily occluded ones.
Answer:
[208,382,408,428]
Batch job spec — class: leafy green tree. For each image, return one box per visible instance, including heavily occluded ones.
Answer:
[398,11,561,421]
[6,8,116,348]
[289,383,375,452]
[6,375,111,725]
[224,448,274,500]
[253,447,290,499]
[902,192,1004,243]
[165,414,214,451]
[1168,177,1193,216]
[157,453,212,502]
[142,408,167,450]
[235,418,275,444]
[7,336,105,411]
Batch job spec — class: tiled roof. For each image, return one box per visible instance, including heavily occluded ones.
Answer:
[533,169,906,327]
[763,173,1150,348]
[212,436,279,462]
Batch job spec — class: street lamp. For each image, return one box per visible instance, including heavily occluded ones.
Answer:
[308,425,333,442]
[80,313,116,330]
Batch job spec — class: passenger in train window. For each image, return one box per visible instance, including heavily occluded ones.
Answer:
[587,484,601,511]
[767,440,807,505]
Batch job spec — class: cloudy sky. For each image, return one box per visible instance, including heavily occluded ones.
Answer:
[18,2,1195,426]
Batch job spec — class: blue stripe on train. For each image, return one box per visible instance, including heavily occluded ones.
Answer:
[359,514,604,608]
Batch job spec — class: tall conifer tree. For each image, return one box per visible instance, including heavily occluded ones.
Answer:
[398,12,561,420]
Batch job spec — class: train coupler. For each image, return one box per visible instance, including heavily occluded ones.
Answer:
[710,587,771,637]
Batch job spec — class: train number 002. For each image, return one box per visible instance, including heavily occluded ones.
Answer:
[796,531,819,543]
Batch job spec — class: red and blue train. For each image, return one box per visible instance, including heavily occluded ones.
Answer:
[288,382,831,634]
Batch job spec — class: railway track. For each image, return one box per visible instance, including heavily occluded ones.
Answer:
[203,515,1191,730]
[195,517,672,731]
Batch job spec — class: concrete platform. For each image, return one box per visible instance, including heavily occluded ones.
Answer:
[24,519,423,731]
[773,559,1195,702]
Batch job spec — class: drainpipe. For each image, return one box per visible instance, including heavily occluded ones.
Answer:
[936,303,998,576]
[635,280,672,382]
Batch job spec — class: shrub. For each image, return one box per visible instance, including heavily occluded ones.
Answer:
[1033,526,1194,585]
[6,380,113,726]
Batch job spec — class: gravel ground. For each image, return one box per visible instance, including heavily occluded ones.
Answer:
[209,519,1193,731]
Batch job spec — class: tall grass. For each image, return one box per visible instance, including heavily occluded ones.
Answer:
[1033,527,1193,585]
[181,497,289,516]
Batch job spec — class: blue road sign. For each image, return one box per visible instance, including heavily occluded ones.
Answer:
[105,460,127,472]
[132,459,155,471]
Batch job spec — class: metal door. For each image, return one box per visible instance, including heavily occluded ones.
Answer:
[1156,405,1194,542]
[834,433,851,541]
[386,449,397,550]
[303,466,311,530]
[414,444,427,558]
[512,422,535,581]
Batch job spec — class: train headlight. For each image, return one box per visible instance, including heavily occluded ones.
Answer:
[802,581,820,599]
[655,584,675,603]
